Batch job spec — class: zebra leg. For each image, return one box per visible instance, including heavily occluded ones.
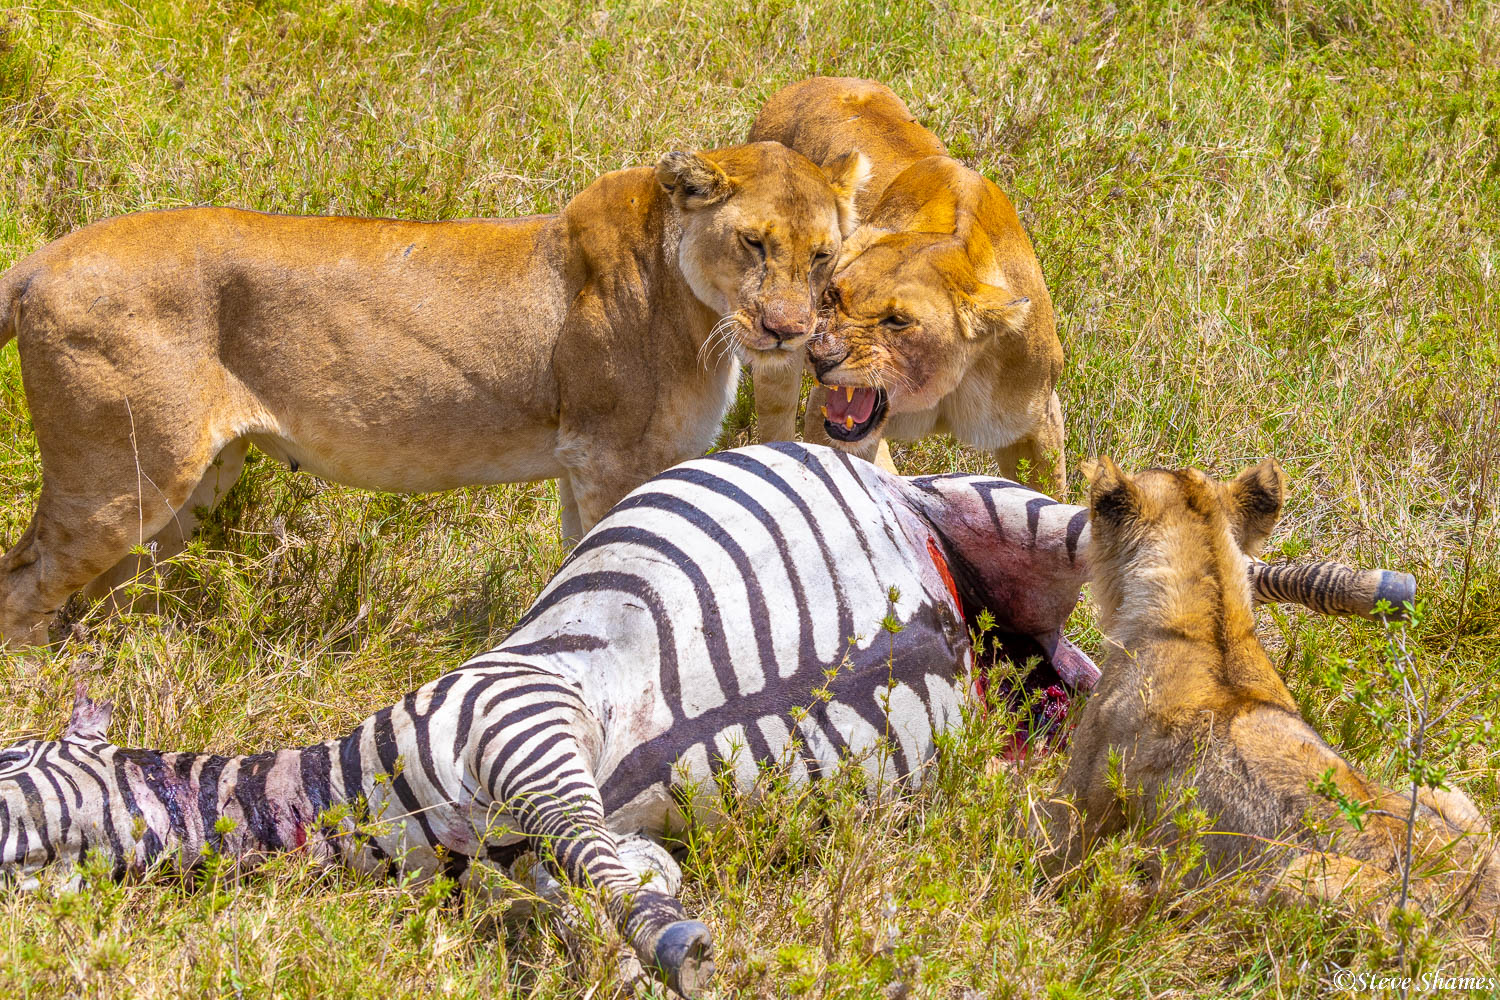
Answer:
[491,731,713,996]
[511,833,686,990]
[1247,559,1417,620]
[616,833,682,896]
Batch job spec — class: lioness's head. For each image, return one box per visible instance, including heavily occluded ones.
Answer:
[656,142,868,366]
[806,229,1031,443]
[1083,457,1286,632]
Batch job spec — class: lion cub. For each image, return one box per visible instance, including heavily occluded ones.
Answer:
[1034,457,1499,929]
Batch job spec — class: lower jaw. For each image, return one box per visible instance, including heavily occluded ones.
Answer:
[740,341,800,361]
[823,418,887,445]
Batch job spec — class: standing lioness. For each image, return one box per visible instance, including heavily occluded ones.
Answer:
[749,78,1065,493]
[0,142,866,646]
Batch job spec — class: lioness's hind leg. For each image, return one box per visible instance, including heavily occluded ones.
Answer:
[557,473,583,547]
[0,486,188,646]
[0,520,50,647]
[0,436,235,646]
[82,439,249,607]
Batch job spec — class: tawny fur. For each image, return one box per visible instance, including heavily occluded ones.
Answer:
[747,77,1065,493]
[0,142,867,646]
[1033,457,1500,932]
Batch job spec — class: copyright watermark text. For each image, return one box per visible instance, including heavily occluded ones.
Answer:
[1331,969,1497,994]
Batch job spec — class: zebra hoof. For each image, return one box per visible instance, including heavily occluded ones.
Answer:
[653,919,714,996]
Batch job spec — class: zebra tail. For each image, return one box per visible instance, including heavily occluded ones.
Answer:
[1247,559,1416,620]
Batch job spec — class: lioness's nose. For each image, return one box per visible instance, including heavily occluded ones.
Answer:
[760,299,813,342]
[809,337,849,377]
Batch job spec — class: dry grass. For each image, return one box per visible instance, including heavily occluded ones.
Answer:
[0,0,1497,996]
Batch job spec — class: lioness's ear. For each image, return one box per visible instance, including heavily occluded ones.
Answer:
[1225,458,1285,556]
[1088,456,1140,528]
[65,682,113,743]
[837,224,896,268]
[656,151,735,211]
[824,151,871,237]
[959,282,1031,340]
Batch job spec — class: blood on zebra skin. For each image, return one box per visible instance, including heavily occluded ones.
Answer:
[0,442,1410,996]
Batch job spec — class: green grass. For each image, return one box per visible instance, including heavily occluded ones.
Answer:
[0,0,1497,996]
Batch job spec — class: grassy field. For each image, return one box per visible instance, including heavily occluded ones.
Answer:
[1,0,1498,996]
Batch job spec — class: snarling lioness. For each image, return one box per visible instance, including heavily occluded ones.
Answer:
[748,77,1065,493]
[0,142,867,646]
[1033,458,1499,930]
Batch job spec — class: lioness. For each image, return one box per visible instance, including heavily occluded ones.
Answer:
[1033,457,1498,928]
[0,142,867,646]
[748,77,1065,493]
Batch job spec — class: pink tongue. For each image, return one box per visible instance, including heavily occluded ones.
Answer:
[825,387,878,424]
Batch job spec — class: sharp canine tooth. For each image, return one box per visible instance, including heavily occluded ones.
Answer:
[845,386,854,402]
[844,415,855,430]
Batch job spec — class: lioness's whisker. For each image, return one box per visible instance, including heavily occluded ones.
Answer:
[699,314,741,370]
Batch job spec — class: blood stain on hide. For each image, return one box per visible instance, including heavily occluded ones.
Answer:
[926,536,984,704]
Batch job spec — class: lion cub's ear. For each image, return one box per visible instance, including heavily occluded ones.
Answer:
[824,151,872,237]
[1087,456,1140,528]
[656,151,736,211]
[1225,458,1285,556]
[959,283,1031,340]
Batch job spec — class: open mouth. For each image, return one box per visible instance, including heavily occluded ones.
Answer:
[821,385,889,442]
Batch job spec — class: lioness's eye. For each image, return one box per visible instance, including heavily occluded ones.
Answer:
[812,247,834,265]
[881,314,913,330]
[740,233,765,256]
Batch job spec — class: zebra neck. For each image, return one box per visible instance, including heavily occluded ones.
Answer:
[115,738,348,866]
[901,477,1090,629]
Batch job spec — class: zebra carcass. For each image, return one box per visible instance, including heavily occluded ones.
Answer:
[0,443,1412,996]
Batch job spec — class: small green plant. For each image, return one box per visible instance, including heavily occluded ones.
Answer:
[1313,599,1500,989]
